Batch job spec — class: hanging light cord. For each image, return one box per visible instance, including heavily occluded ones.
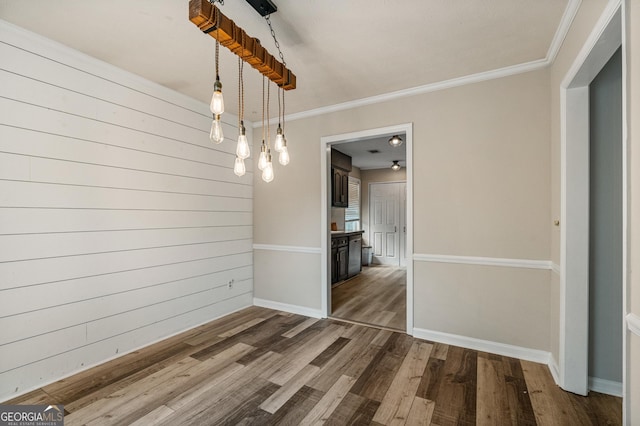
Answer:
[262,76,266,142]
[266,79,270,148]
[215,22,220,80]
[277,86,281,126]
[237,56,244,128]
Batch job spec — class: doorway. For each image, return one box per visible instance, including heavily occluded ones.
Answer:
[560,3,625,400]
[320,124,413,334]
[588,47,623,395]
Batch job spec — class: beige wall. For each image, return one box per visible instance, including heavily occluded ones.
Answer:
[627,0,640,422]
[361,168,407,245]
[253,69,552,351]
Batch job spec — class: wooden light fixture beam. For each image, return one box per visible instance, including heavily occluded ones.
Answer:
[189,0,296,90]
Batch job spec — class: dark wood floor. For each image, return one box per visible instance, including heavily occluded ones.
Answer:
[7,306,621,425]
[332,265,406,331]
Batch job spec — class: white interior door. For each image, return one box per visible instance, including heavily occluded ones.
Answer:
[370,182,405,266]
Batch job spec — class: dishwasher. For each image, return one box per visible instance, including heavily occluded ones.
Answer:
[347,235,362,278]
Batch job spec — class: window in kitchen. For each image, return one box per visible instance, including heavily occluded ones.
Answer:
[345,177,360,231]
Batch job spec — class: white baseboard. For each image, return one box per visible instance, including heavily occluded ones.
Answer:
[549,355,561,385]
[253,298,323,319]
[412,327,551,365]
[627,313,640,337]
[589,376,623,397]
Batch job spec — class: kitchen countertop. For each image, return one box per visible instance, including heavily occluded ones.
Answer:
[330,230,364,237]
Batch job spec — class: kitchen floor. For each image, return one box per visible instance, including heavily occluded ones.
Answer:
[331,265,406,331]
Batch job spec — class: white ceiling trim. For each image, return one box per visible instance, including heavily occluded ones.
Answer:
[255,0,582,128]
[546,0,582,64]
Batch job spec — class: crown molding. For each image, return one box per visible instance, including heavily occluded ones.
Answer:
[254,0,582,128]
[546,0,583,64]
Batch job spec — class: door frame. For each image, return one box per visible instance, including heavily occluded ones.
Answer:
[560,0,626,410]
[368,181,407,267]
[320,123,414,334]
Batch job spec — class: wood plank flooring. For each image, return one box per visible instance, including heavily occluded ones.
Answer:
[6,306,621,425]
[332,265,406,331]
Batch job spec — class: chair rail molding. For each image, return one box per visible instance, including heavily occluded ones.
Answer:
[412,253,553,270]
[253,244,322,254]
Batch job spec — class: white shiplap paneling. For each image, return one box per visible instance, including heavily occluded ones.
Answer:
[0,21,253,401]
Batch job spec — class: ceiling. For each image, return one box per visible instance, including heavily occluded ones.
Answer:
[0,0,569,123]
[333,134,406,171]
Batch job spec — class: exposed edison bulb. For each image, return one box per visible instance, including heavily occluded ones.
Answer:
[210,78,224,115]
[262,150,274,183]
[236,124,250,159]
[274,125,285,152]
[262,162,274,183]
[209,115,224,144]
[279,146,290,166]
[258,141,268,171]
[233,157,246,177]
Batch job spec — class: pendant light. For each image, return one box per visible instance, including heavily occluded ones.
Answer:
[209,14,224,115]
[234,56,248,175]
[258,140,268,170]
[391,160,401,171]
[262,76,275,183]
[234,156,246,176]
[209,114,224,144]
[278,140,290,165]
[276,86,290,165]
[262,150,274,182]
[274,87,285,152]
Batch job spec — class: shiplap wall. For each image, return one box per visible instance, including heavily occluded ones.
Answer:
[0,20,253,401]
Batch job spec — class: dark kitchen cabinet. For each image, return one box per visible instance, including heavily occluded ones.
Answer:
[332,168,349,208]
[331,232,363,284]
[331,148,351,208]
[331,236,349,284]
[331,247,337,283]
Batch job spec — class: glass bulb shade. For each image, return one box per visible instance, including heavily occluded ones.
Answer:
[388,135,403,147]
[279,146,290,166]
[209,116,224,144]
[274,131,285,152]
[210,90,224,115]
[258,151,268,170]
[391,161,401,171]
[234,157,246,176]
[262,162,274,183]
[236,134,250,159]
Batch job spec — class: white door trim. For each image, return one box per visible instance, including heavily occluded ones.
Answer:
[320,123,414,335]
[559,0,625,410]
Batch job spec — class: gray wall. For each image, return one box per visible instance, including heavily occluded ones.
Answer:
[588,47,623,383]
